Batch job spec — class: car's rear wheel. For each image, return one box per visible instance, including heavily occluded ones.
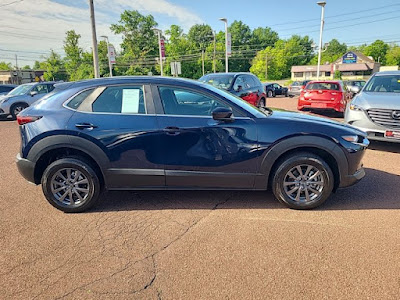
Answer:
[272,153,334,209]
[41,158,101,213]
[10,103,28,120]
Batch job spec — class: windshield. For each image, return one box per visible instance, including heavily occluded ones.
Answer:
[199,74,235,90]
[364,75,400,93]
[8,84,32,96]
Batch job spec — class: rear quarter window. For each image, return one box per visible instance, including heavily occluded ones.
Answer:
[66,89,95,110]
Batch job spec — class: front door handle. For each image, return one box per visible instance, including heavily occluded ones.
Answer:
[163,126,180,135]
[75,123,98,130]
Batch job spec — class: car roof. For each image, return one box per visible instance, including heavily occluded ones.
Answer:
[54,76,213,91]
[375,70,400,76]
[202,72,253,76]
[1,84,17,87]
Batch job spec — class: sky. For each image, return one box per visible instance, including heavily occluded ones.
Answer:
[0,0,399,67]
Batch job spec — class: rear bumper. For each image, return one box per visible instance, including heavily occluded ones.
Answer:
[298,99,344,112]
[16,153,36,184]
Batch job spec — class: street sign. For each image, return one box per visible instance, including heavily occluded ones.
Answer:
[108,46,116,64]
[342,52,357,64]
[227,33,232,57]
[170,61,181,76]
[160,38,166,58]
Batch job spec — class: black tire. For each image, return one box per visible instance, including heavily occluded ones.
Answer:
[10,103,28,120]
[267,90,273,98]
[285,91,289,97]
[272,152,334,210]
[41,158,101,213]
[289,95,294,98]
[258,98,266,108]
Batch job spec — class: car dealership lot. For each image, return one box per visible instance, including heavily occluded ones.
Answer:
[1,104,399,299]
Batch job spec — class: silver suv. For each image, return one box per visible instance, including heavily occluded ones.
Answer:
[0,82,55,119]
[345,71,400,143]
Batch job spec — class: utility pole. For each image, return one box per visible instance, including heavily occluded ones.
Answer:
[202,49,205,76]
[89,0,100,78]
[101,35,113,77]
[15,54,18,69]
[219,18,229,73]
[265,53,268,80]
[316,1,326,80]
[213,31,216,73]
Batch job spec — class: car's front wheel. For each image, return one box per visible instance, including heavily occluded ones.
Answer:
[41,158,101,213]
[267,90,273,98]
[272,153,334,209]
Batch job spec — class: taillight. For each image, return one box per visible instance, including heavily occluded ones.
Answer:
[17,115,42,125]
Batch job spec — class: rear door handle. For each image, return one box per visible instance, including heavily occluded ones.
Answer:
[163,126,180,135]
[75,123,98,130]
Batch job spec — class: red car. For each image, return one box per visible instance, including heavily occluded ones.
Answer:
[298,81,352,113]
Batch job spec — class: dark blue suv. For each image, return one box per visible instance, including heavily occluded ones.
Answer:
[16,77,369,212]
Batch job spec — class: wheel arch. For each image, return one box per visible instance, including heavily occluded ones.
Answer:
[256,135,348,191]
[28,135,109,186]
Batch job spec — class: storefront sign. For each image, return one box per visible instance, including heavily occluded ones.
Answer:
[342,52,357,64]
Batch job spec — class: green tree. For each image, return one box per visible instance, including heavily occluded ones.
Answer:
[33,61,41,69]
[363,40,389,65]
[22,65,31,70]
[111,10,158,75]
[0,62,12,70]
[250,35,314,81]
[385,46,400,66]
[228,20,252,72]
[64,30,83,80]
[250,27,279,49]
[310,39,347,64]
[40,50,67,81]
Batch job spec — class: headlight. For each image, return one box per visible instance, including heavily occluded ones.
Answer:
[349,103,363,111]
[342,135,369,147]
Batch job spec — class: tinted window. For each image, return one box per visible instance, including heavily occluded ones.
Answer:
[47,84,55,92]
[245,75,257,88]
[92,86,146,114]
[306,82,340,91]
[67,89,95,110]
[32,84,49,94]
[199,74,234,90]
[159,86,229,116]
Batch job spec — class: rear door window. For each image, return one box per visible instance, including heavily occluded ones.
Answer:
[92,86,146,114]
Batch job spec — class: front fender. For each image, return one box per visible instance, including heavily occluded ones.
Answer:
[255,135,348,189]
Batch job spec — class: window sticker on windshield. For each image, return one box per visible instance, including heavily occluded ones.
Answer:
[122,89,140,113]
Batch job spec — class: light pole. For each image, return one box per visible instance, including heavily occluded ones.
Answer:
[100,35,113,77]
[89,0,100,78]
[316,1,326,80]
[152,28,164,76]
[219,18,228,73]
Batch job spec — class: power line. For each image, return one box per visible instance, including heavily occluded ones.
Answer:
[0,0,24,8]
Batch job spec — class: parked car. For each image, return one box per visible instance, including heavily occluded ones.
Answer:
[264,83,289,98]
[0,84,17,96]
[288,80,311,97]
[344,80,367,97]
[199,72,266,107]
[345,71,400,143]
[0,82,56,119]
[16,76,368,213]
[298,80,352,113]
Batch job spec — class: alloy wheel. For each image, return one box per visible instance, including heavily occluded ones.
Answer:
[283,164,324,203]
[50,168,90,207]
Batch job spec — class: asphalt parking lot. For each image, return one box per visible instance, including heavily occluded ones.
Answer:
[1,97,399,299]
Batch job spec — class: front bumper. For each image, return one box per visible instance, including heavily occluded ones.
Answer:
[345,108,400,143]
[16,153,36,184]
[339,167,365,188]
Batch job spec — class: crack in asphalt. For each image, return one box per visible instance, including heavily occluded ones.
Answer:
[6,193,235,299]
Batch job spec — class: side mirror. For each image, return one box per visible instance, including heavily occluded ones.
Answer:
[212,107,233,122]
[350,86,361,94]
[30,91,38,97]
